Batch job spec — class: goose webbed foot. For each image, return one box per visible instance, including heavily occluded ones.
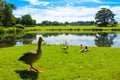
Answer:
[30,65,43,73]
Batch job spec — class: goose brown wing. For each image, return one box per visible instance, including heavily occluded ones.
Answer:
[18,50,37,61]
[25,50,37,54]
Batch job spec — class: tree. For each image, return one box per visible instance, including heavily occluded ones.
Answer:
[21,14,36,26]
[41,21,52,26]
[0,0,5,26]
[0,0,16,27]
[64,22,69,26]
[16,17,22,24]
[95,8,116,27]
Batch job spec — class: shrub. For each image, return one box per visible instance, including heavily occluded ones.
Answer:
[0,26,6,33]
[15,24,25,29]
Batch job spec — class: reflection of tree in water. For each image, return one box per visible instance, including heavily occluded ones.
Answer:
[0,36,16,48]
[22,33,36,44]
[0,33,36,48]
[0,32,117,48]
[42,33,95,37]
[95,33,117,47]
[42,33,60,37]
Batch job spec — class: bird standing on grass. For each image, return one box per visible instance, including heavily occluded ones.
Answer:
[18,37,44,73]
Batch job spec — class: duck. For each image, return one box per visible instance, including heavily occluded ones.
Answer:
[81,46,89,53]
[62,41,68,50]
[18,37,44,73]
[80,44,83,48]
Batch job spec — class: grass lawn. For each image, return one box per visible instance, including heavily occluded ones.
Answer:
[0,44,120,80]
[25,25,120,33]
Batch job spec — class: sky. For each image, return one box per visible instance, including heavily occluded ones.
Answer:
[6,0,120,23]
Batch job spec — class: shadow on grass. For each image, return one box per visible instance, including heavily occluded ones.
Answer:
[15,70,39,80]
[62,50,69,54]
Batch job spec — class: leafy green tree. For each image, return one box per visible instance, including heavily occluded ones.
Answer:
[52,21,59,26]
[41,21,52,26]
[32,19,36,25]
[95,8,116,27]
[9,3,16,10]
[64,22,69,26]
[0,0,5,26]
[21,14,36,26]
[16,17,22,24]
[0,0,16,27]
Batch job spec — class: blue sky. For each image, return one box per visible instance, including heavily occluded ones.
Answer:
[6,0,120,23]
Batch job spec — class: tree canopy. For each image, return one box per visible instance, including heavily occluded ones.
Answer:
[95,8,117,27]
[0,0,16,27]
[21,14,36,26]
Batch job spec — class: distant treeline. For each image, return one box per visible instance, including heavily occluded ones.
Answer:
[0,0,118,28]
[37,21,95,26]
[0,0,95,28]
[0,1,36,28]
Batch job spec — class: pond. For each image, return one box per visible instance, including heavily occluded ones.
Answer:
[0,32,120,48]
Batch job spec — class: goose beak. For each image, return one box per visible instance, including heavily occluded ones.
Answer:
[42,39,44,41]
[41,37,44,41]
[39,37,44,41]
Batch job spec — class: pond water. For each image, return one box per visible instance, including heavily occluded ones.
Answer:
[0,32,120,48]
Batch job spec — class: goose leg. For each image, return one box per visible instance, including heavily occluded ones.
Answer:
[30,64,43,73]
[30,66,33,71]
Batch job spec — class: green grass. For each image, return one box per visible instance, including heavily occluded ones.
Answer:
[1,25,120,34]
[25,25,120,33]
[0,44,120,80]
[0,27,24,34]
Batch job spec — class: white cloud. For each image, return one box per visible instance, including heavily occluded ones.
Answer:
[13,5,39,17]
[64,0,101,3]
[99,5,110,9]
[23,0,50,6]
[64,0,120,4]
[111,6,120,15]
[111,6,120,21]
[13,5,120,23]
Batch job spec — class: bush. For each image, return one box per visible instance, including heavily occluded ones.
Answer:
[15,24,24,29]
[0,26,6,33]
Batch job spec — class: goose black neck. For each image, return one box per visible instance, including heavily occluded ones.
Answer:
[38,40,42,53]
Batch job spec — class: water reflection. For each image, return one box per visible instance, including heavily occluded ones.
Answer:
[0,33,36,48]
[0,32,120,48]
[0,36,16,48]
[33,33,119,47]
[95,33,117,47]
[42,34,95,46]
[15,33,36,46]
